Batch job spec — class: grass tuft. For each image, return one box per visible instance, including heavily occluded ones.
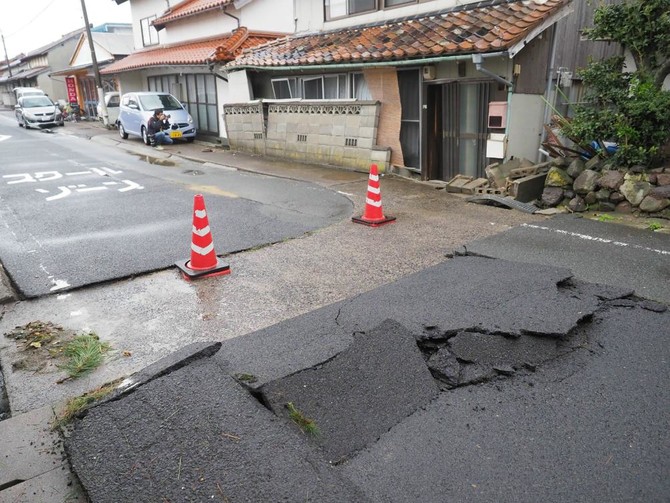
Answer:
[597,213,615,222]
[647,221,663,231]
[58,333,111,379]
[234,373,258,383]
[286,402,320,437]
[55,378,123,427]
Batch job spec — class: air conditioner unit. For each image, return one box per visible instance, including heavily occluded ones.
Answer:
[487,101,507,129]
[422,65,436,80]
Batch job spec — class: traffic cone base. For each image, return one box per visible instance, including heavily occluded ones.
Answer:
[176,193,231,281]
[353,163,395,226]
[175,257,231,281]
[351,214,396,227]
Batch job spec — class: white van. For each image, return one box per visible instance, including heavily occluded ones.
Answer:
[13,87,46,100]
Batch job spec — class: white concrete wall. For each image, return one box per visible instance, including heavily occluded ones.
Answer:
[227,71,253,102]
[72,39,114,67]
[216,77,230,139]
[116,71,145,96]
[142,0,294,45]
[165,15,238,44]
[240,0,295,33]
[296,0,480,33]
[506,93,545,163]
[127,0,167,50]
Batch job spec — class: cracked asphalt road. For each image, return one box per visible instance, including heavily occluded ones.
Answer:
[66,256,670,502]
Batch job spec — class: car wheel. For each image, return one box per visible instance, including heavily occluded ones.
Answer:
[119,123,128,139]
[141,126,150,145]
[17,121,23,127]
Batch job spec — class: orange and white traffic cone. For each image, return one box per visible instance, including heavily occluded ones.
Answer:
[352,164,396,227]
[175,194,231,281]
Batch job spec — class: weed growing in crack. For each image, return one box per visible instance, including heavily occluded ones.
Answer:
[286,402,320,437]
[235,373,258,384]
[55,378,124,427]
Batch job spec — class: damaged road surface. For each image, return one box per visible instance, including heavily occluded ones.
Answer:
[64,257,669,503]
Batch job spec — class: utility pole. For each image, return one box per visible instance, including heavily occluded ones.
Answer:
[1,33,12,78]
[79,0,109,126]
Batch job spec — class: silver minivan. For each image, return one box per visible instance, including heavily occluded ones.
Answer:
[118,92,196,144]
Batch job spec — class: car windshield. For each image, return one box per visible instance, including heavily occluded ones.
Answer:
[138,94,183,111]
[22,96,54,108]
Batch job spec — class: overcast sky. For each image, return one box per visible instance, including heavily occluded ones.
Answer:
[1,0,132,59]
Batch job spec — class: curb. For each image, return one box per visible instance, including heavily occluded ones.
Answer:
[0,264,16,304]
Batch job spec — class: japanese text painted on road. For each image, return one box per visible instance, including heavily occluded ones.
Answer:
[2,167,144,201]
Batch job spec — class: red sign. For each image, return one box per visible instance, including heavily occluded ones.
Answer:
[65,77,78,103]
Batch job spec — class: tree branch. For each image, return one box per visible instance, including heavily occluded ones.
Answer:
[654,59,670,89]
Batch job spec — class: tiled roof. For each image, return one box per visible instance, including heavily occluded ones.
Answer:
[227,0,570,68]
[101,29,280,74]
[0,66,49,84]
[153,0,234,29]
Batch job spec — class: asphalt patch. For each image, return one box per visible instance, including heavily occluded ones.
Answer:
[259,319,439,463]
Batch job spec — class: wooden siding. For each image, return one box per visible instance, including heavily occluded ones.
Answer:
[552,0,623,76]
[514,30,554,94]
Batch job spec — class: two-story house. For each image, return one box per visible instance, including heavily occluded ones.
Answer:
[105,0,292,140]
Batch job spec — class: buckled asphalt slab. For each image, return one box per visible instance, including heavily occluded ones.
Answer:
[63,256,670,502]
[67,358,370,503]
[259,319,439,464]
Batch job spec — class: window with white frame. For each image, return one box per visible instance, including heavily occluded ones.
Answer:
[271,78,297,99]
[271,73,369,100]
[350,73,372,99]
[325,0,421,20]
[325,0,376,19]
[140,16,159,46]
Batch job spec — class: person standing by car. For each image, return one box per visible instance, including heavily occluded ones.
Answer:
[147,108,174,149]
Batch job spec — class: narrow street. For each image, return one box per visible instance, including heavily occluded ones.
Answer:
[0,112,352,297]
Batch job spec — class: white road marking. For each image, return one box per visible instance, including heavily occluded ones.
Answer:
[521,223,670,256]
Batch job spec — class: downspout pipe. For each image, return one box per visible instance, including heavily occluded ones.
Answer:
[539,24,558,162]
[209,65,228,82]
[471,54,513,88]
[223,10,241,28]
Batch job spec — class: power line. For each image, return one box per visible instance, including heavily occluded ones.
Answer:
[3,0,60,39]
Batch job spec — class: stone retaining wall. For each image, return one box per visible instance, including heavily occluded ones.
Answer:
[540,157,670,216]
[223,101,391,172]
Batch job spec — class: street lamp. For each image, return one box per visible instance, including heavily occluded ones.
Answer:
[79,0,109,126]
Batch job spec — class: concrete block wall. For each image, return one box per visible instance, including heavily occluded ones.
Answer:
[222,102,266,155]
[223,100,391,172]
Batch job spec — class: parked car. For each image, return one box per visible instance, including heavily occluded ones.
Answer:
[97,91,120,124]
[15,95,64,128]
[13,87,46,100]
[118,92,196,144]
